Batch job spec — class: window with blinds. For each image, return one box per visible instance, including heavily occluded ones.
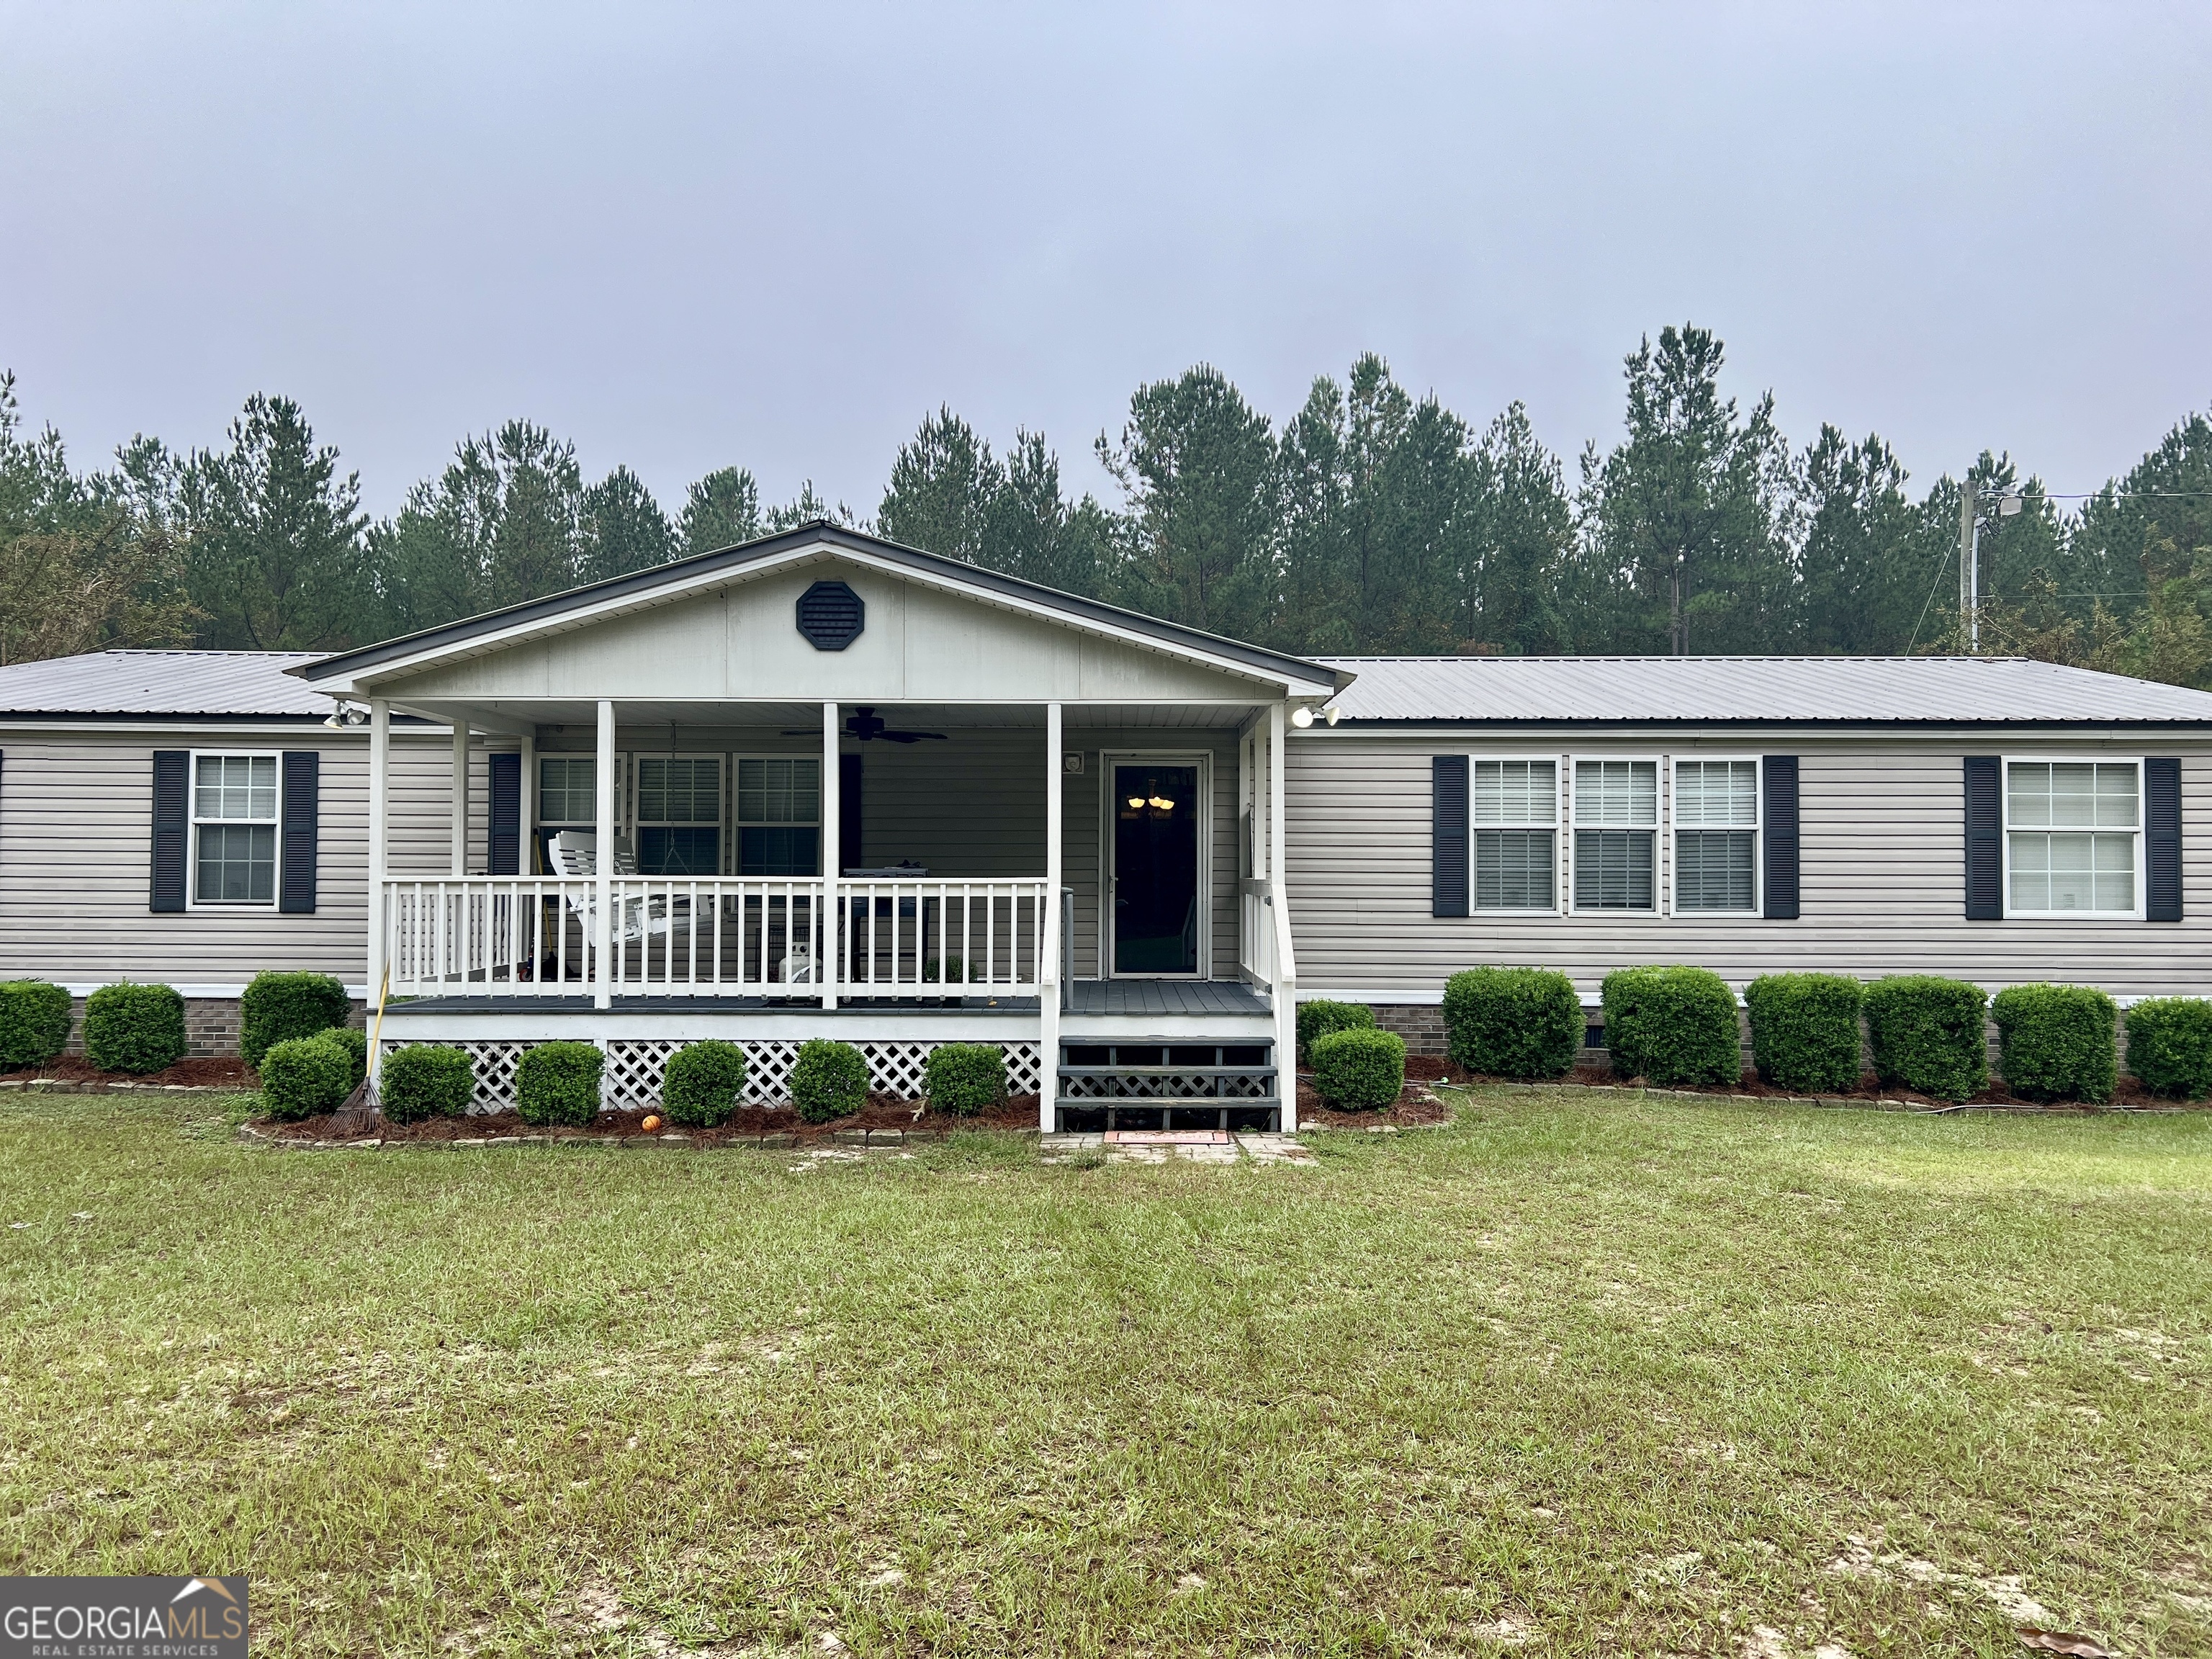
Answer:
[1472,759,1557,911]
[636,756,724,876]
[1571,759,1657,911]
[2005,760,2140,914]
[1673,759,1760,912]
[192,752,278,904]
[737,757,822,877]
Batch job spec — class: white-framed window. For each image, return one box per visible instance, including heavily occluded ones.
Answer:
[538,756,597,829]
[1673,757,1761,914]
[2003,758,2143,917]
[635,755,724,876]
[1570,757,1658,912]
[736,757,821,876]
[191,750,279,905]
[1472,758,1559,912]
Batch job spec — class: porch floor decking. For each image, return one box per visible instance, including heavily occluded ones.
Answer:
[1065,979,1270,1015]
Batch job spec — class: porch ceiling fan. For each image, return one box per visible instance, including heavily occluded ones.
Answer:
[782,706,949,745]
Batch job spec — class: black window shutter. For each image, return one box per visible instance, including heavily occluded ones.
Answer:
[150,750,188,912]
[279,751,319,913]
[1964,755,2002,920]
[840,752,863,872]
[1432,755,1469,918]
[2146,756,2182,922]
[487,752,521,876]
[1761,755,1800,920]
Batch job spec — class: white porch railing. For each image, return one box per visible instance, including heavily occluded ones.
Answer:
[380,876,1049,999]
[1239,877,1277,984]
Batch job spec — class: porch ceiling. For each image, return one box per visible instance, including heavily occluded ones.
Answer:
[396,698,1272,734]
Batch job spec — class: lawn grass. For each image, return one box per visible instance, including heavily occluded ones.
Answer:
[1,1087,2207,1658]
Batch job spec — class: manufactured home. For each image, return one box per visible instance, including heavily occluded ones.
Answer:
[4,523,2211,1128]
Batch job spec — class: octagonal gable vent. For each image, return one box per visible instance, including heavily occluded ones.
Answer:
[796,580,865,651]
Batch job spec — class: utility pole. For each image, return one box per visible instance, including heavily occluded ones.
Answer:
[1956,482,1979,653]
[1670,552,1686,655]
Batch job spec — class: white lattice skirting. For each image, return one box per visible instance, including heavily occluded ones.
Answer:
[379,1038,1043,1113]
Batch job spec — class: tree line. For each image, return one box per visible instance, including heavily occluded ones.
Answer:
[4,325,2210,683]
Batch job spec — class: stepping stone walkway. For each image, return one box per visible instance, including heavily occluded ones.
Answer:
[1039,1130,1316,1166]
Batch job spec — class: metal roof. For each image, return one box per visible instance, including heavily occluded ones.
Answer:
[1316,655,2212,725]
[0,650,334,716]
[300,521,1354,695]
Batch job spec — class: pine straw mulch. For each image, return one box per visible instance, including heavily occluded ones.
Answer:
[1447,1061,2201,1112]
[0,1055,255,1089]
[255,1092,1044,1145]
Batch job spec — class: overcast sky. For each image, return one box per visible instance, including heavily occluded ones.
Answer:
[4,2,2208,519]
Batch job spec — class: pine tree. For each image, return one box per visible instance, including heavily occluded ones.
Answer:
[1797,427,1948,654]
[579,465,673,583]
[878,408,1000,563]
[985,428,1110,595]
[678,467,763,557]
[180,394,369,649]
[1463,403,1573,654]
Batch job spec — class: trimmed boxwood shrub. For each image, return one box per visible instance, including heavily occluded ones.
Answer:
[240,971,351,1069]
[261,1034,356,1121]
[1296,999,1375,1057]
[1599,966,1740,1087]
[1993,984,2117,1104]
[791,1039,868,1124]
[1745,972,1865,1094]
[0,980,73,1071]
[923,1043,1006,1115]
[83,982,188,1074]
[1864,975,1987,1102]
[1311,1027,1406,1108]
[322,1025,367,1089]
[662,1040,749,1128]
[379,1043,475,1124]
[1443,967,1582,1079]
[516,1041,604,1127]
[2124,997,2212,1100]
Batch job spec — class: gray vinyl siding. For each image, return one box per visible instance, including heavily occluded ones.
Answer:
[0,729,488,988]
[1285,731,2212,999]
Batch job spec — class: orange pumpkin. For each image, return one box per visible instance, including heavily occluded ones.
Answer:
[642,1114,662,1132]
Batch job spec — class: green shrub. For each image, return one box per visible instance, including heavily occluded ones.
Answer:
[516,1041,604,1127]
[260,1034,356,1121]
[1442,967,1582,1079]
[2123,997,2212,1100]
[923,1043,1005,1115]
[1992,984,2117,1104]
[661,1040,748,1128]
[379,1043,474,1124]
[0,980,73,1071]
[82,982,187,1074]
[791,1039,868,1123]
[1864,976,1987,1102]
[1310,1027,1406,1108]
[240,971,351,1069]
[922,956,966,984]
[1599,966,1740,1087]
[322,1025,367,1089]
[1744,973,1866,1093]
[1295,999,1376,1056]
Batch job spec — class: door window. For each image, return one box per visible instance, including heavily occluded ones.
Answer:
[1113,763,1200,974]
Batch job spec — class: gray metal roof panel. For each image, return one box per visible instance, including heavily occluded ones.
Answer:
[0,650,333,716]
[1316,655,2212,725]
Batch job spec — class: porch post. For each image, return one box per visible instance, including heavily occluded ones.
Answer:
[594,698,614,1012]
[367,698,390,1080]
[1040,701,1062,1132]
[821,701,839,1011]
[451,720,470,877]
[518,729,535,874]
[1269,699,1298,1133]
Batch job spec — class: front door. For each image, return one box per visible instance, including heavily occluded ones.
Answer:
[1111,762,1201,975]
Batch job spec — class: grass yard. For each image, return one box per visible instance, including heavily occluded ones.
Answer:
[1,1088,2207,1658]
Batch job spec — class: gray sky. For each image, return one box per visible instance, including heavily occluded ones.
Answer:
[4,2,2208,519]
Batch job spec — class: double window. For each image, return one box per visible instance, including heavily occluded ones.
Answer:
[192,752,279,905]
[636,756,722,876]
[2005,760,2141,916]
[1460,755,1763,917]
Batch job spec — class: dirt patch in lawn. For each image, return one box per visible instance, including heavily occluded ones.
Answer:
[1,1055,255,1089]
[254,1091,1043,1144]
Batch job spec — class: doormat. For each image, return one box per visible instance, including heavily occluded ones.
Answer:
[1102,1130,1232,1146]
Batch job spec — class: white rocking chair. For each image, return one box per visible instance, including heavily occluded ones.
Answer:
[548,830,690,953]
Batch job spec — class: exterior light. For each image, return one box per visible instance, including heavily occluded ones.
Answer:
[1148,796,1174,811]
[1326,707,1340,726]
[1126,796,1146,810]
[1999,491,2025,517]
[1290,706,1314,728]
[322,701,368,729]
